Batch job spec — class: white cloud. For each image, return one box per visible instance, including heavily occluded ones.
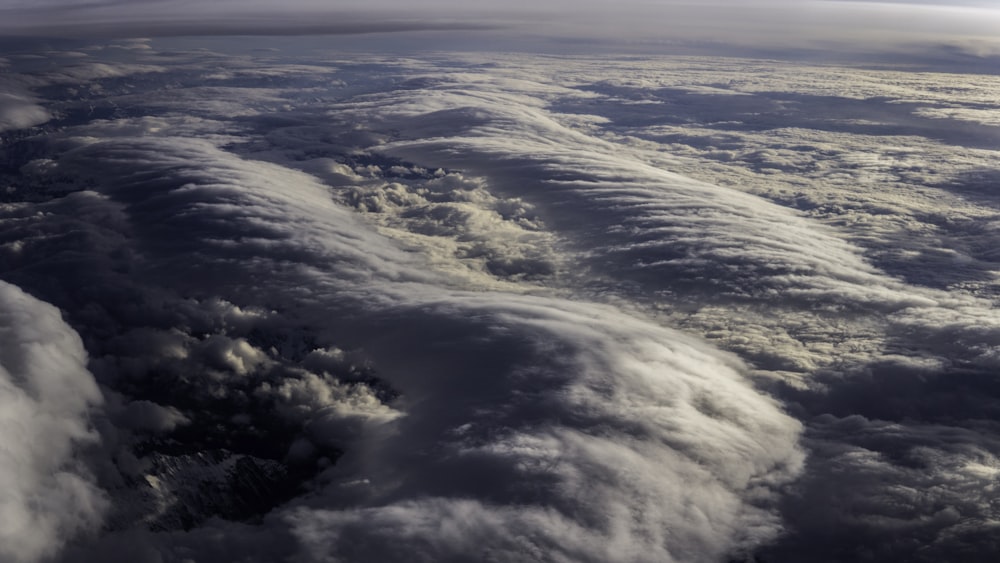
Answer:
[0,87,49,132]
[761,413,1000,561]
[3,123,804,560]
[273,53,1000,561]
[5,41,1000,562]
[0,281,107,563]
[914,106,1000,127]
[281,295,803,563]
[115,399,189,432]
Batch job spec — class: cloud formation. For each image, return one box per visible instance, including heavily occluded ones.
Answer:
[0,281,106,563]
[0,82,49,132]
[0,99,805,560]
[236,49,1000,561]
[285,296,803,562]
[2,38,1000,562]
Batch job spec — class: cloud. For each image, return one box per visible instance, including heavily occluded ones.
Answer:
[0,84,50,132]
[0,280,107,563]
[241,51,1000,561]
[0,2,505,39]
[315,67,962,356]
[0,0,998,61]
[300,297,797,560]
[0,108,806,560]
[4,39,1000,562]
[759,413,1000,562]
[913,106,1000,127]
[114,399,190,433]
[277,295,804,562]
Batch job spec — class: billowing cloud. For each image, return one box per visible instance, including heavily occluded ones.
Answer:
[0,85,49,132]
[222,49,1000,561]
[2,36,1000,563]
[282,295,804,562]
[114,399,189,433]
[0,281,106,563]
[0,108,805,559]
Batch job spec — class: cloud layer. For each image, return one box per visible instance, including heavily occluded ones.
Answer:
[2,114,803,559]
[1,37,1000,562]
[0,281,106,563]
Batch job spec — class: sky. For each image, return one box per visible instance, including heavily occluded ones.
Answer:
[1,0,1000,59]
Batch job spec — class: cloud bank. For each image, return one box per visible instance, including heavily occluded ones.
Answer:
[1,117,804,559]
[0,80,49,132]
[2,37,1000,562]
[0,281,106,563]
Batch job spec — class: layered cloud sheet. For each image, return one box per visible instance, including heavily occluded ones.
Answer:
[0,281,106,563]
[1,39,1000,562]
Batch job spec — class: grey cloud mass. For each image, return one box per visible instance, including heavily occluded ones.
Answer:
[36,131,801,562]
[1,18,1000,563]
